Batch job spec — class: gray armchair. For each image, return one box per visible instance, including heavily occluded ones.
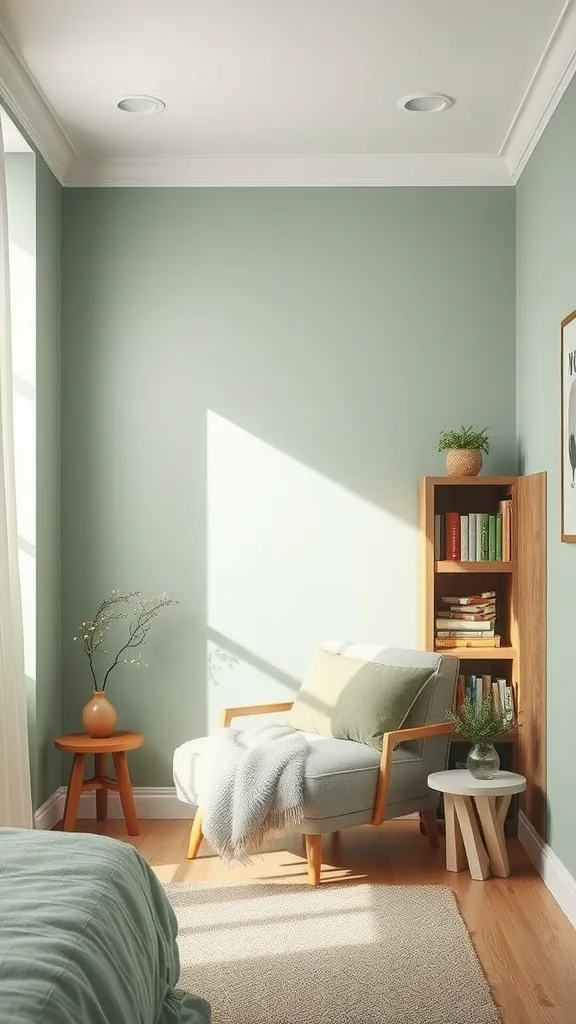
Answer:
[180,646,458,885]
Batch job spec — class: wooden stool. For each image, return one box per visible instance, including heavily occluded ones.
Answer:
[55,732,144,835]
[428,769,526,881]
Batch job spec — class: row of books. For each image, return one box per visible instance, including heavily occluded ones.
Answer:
[435,590,501,649]
[435,501,512,561]
[455,673,514,725]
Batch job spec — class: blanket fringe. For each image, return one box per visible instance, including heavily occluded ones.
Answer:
[220,804,304,866]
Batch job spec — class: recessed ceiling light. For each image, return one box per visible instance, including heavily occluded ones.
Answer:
[397,94,453,113]
[117,95,165,115]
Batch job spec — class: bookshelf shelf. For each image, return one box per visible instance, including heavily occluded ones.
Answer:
[451,731,517,743]
[435,561,515,574]
[434,646,516,660]
[419,474,547,839]
[493,731,517,744]
[434,647,516,663]
[424,475,518,487]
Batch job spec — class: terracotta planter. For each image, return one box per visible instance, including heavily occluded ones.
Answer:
[445,448,483,477]
[82,690,117,738]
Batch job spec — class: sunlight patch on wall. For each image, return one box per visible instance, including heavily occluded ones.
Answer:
[207,411,416,729]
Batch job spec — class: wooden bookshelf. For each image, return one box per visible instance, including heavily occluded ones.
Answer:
[418,474,547,838]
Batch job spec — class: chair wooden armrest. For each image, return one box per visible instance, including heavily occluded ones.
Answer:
[220,702,294,728]
[371,722,454,826]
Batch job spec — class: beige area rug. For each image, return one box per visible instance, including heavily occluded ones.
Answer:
[165,882,500,1024]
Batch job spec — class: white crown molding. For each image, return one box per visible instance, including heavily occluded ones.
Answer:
[518,811,576,929]
[65,152,512,188]
[0,28,75,182]
[501,0,576,183]
[34,786,192,828]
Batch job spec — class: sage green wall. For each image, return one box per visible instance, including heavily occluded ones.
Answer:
[35,158,62,806]
[61,187,516,785]
[517,78,576,876]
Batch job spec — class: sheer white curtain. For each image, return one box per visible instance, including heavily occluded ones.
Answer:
[0,119,32,828]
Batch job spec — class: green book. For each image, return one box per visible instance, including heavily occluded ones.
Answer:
[488,515,496,560]
[495,513,503,560]
[480,513,489,560]
[475,513,482,560]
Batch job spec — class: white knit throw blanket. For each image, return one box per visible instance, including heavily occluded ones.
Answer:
[201,723,308,863]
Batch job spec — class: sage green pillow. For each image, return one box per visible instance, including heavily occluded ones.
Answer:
[287,649,434,750]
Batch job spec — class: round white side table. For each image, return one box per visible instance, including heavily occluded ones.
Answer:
[428,769,526,881]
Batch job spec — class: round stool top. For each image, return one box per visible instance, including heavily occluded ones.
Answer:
[428,769,526,797]
[54,731,144,755]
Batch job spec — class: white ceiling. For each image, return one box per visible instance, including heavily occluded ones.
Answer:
[0,0,574,186]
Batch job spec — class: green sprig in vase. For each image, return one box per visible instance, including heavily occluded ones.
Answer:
[447,693,515,782]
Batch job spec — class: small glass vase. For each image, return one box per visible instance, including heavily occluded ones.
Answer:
[467,742,500,780]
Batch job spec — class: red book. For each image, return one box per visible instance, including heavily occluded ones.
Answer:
[444,512,460,560]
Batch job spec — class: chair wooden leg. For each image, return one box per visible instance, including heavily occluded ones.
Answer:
[187,808,203,860]
[304,834,322,886]
[420,808,440,849]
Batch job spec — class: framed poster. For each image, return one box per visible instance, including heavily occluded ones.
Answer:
[561,310,576,542]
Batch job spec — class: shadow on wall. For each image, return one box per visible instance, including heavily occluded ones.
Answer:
[207,627,301,694]
[207,626,336,724]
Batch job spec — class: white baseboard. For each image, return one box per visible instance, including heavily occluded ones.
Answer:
[78,786,192,820]
[34,790,66,830]
[518,811,576,929]
[33,788,418,830]
[34,786,192,828]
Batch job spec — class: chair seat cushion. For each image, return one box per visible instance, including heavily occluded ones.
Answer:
[173,731,424,827]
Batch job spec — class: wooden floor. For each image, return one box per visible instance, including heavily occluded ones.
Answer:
[78,817,576,1024]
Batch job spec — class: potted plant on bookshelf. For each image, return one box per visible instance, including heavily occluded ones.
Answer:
[73,590,176,737]
[438,425,490,477]
[446,695,516,779]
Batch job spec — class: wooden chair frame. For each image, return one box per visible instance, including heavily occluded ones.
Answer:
[187,702,453,885]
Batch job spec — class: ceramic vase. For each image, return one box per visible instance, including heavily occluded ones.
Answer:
[82,690,117,738]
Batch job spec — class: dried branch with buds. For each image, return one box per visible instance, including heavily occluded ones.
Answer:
[73,590,176,691]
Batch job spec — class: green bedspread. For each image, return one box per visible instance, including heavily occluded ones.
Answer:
[0,828,210,1024]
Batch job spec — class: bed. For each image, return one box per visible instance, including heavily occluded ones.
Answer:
[0,828,210,1024]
